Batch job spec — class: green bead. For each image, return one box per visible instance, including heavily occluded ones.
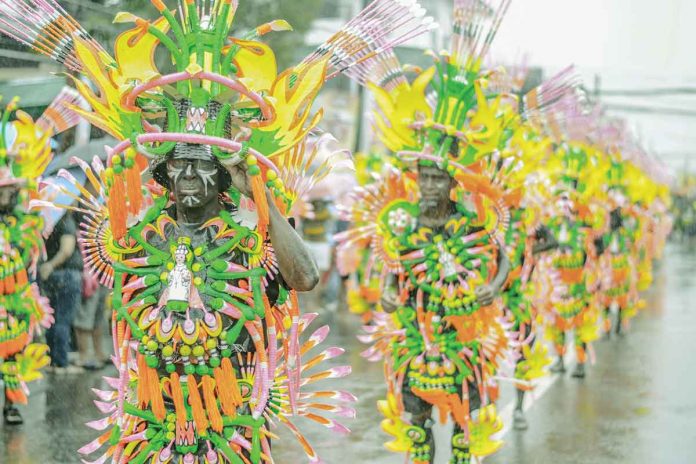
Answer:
[165,364,176,373]
[196,365,208,376]
[146,356,159,368]
[184,364,195,375]
[221,349,232,358]
[209,357,221,368]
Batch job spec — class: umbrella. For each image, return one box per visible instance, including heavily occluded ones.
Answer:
[38,167,87,234]
[44,136,116,176]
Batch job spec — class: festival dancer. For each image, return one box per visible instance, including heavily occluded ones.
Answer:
[336,1,583,461]
[504,203,557,430]
[0,0,436,461]
[0,90,79,424]
[540,140,603,379]
[598,159,639,336]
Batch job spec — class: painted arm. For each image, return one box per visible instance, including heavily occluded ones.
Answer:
[266,190,320,292]
[224,161,319,292]
[475,240,510,306]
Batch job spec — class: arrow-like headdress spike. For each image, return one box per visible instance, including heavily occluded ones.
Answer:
[302,0,437,82]
[0,0,107,71]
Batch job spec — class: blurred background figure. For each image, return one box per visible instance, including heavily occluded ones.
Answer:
[72,271,109,370]
[41,211,83,374]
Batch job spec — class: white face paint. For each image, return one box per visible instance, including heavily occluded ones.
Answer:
[197,166,217,197]
[167,158,219,207]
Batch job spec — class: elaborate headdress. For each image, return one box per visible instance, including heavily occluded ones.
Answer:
[352,0,577,177]
[0,89,81,188]
[0,0,436,238]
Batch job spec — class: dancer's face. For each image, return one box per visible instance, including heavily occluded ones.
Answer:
[0,185,18,213]
[167,154,220,209]
[418,165,453,209]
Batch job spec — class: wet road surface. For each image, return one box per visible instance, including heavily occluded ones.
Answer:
[2,243,695,463]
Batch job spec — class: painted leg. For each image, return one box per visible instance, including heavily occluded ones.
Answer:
[409,413,435,464]
[450,426,471,464]
[550,330,566,373]
[2,362,23,425]
[571,342,587,378]
[603,305,613,338]
[513,389,529,431]
[615,307,624,336]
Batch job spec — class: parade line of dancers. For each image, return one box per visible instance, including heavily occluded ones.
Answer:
[0,0,672,463]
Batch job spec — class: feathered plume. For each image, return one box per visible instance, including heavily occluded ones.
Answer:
[36,86,83,135]
[450,0,511,69]
[0,0,107,71]
[301,0,438,81]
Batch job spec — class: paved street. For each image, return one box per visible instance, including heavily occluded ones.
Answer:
[2,243,695,464]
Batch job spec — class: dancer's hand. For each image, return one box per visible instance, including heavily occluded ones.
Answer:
[39,262,54,281]
[475,284,496,306]
[222,160,254,197]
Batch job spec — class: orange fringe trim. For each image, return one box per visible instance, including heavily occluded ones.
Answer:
[250,173,269,237]
[147,366,166,420]
[412,388,469,428]
[186,375,209,436]
[169,373,188,426]
[201,375,223,433]
[109,173,127,240]
[125,164,142,216]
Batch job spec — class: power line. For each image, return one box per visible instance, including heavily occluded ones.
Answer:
[599,87,696,97]
[605,103,696,117]
[581,84,696,98]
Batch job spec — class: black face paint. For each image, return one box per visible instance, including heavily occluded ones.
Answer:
[0,186,19,214]
[167,157,220,209]
[418,165,453,209]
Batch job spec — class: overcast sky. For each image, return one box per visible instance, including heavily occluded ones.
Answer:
[492,0,696,172]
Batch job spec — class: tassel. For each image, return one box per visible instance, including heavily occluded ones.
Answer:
[213,366,237,417]
[125,160,142,216]
[186,376,209,435]
[108,170,127,240]
[222,357,243,405]
[251,174,269,237]
[136,354,149,408]
[147,365,166,420]
[201,376,223,433]
[169,373,188,426]
[5,272,15,295]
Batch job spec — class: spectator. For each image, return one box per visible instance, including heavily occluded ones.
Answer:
[41,212,84,374]
[73,271,109,370]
